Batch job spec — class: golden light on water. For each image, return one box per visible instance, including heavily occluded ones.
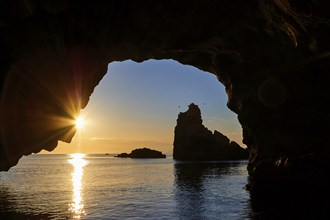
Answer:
[68,153,88,219]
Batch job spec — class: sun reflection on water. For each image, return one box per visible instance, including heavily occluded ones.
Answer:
[68,153,88,219]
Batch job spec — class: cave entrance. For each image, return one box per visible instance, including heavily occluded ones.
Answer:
[50,59,242,154]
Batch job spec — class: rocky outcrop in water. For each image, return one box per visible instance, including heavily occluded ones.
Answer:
[173,104,248,160]
[116,148,166,158]
[1,1,330,194]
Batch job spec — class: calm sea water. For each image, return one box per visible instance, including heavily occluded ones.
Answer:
[4,154,327,220]
[0,154,253,219]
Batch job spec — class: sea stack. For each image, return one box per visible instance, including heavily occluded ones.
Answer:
[173,103,248,160]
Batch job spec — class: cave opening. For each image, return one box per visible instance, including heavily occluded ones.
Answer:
[50,59,243,155]
[1,1,330,217]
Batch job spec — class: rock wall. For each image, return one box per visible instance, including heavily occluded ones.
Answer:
[0,0,330,193]
[173,103,248,160]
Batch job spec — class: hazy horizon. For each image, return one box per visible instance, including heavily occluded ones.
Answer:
[41,59,243,154]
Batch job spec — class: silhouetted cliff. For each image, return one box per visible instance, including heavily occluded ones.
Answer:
[173,104,248,160]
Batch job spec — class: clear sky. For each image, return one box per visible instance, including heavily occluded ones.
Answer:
[43,59,243,154]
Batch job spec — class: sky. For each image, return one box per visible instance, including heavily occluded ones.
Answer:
[43,59,243,154]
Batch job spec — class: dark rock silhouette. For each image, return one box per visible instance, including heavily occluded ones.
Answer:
[173,104,248,160]
[0,1,330,194]
[116,148,166,158]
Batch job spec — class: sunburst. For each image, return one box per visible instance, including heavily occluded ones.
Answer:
[75,116,85,129]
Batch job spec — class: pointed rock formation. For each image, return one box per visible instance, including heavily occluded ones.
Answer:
[173,103,248,160]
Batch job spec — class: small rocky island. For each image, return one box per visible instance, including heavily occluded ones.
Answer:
[116,147,166,158]
[173,103,248,160]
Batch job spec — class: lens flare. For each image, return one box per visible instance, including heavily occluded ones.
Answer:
[75,116,85,129]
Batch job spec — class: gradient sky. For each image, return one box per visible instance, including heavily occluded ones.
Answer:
[43,59,243,154]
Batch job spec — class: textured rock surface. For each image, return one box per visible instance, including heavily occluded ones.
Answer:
[116,148,166,158]
[173,103,248,160]
[0,0,330,193]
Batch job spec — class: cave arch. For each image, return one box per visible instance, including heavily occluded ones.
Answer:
[1,0,330,192]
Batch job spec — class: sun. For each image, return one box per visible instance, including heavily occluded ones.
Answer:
[75,116,85,129]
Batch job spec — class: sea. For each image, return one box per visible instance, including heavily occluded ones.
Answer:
[0,154,325,220]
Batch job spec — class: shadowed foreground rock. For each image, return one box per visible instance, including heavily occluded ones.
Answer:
[116,148,166,158]
[1,0,330,194]
[173,104,248,160]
